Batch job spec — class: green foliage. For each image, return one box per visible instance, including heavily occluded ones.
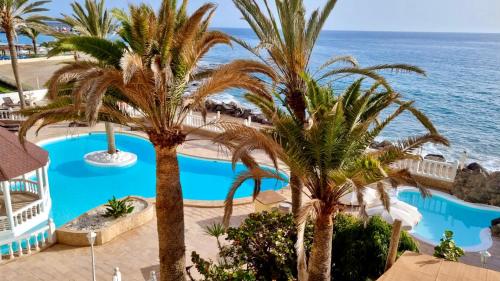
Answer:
[433,230,465,261]
[192,211,418,281]
[192,211,314,281]
[190,252,256,281]
[58,0,117,38]
[48,36,125,67]
[331,213,419,281]
[224,211,314,280]
[102,196,134,218]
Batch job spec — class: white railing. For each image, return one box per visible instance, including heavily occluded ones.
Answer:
[0,217,11,232]
[183,111,253,133]
[120,102,254,134]
[395,158,459,182]
[11,200,45,228]
[0,177,51,235]
[6,179,40,197]
[0,109,25,121]
[184,112,224,133]
[0,219,55,262]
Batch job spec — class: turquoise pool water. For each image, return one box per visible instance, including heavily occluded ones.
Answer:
[41,133,287,227]
[398,189,500,250]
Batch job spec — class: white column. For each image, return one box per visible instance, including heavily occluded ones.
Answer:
[36,168,44,201]
[42,165,50,195]
[1,181,16,230]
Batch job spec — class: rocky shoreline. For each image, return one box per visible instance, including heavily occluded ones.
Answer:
[204,99,272,125]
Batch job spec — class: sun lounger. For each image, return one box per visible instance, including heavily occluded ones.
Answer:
[1,97,19,108]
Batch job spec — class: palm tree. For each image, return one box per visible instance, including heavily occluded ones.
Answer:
[232,0,424,215]
[55,0,118,153]
[19,26,40,55]
[215,77,448,280]
[20,2,275,280]
[0,0,50,109]
[58,0,116,38]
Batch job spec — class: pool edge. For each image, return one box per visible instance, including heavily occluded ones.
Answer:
[400,186,495,252]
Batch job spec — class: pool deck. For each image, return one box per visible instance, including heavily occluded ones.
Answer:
[0,122,498,280]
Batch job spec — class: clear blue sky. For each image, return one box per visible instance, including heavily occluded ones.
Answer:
[46,0,500,33]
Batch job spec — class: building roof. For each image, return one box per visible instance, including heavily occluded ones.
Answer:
[377,252,500,281]
[0,127,48,181]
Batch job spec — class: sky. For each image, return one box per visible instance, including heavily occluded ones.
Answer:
[45,0,500,33]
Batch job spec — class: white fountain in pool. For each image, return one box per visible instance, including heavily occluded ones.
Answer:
[84,150,137,167]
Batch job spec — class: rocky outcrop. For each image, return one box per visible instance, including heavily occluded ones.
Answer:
[369,140,393,150]
[204,99,272,125]
[451,163,500,206]
[424,154,446,162]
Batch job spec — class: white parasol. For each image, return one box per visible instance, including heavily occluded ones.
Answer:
[366,198,422,230]
[339,187,379,206]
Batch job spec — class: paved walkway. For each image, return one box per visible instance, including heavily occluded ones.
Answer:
[0,56,73,90]
[0,205,255,281]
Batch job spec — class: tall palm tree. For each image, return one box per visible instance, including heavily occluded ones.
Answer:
[58,0,116,38]
[0,0,50,109]
[55,0,118,153]
[20,1,275,280]
[232,0,424,215]
[215,77,448,280]
[19,25,40,55]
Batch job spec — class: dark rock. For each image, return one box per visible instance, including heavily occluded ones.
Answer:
[424,154,446,162]
[467,162,487,173]
[370,140,392,150]
[69,121,88,127]
[451,163,500,207]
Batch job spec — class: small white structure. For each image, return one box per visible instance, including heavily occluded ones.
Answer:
[366,199,422,230]
[84,150,137,168]
[339,187,379,206]
[0,127,54,261]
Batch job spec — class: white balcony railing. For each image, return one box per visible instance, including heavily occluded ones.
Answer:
[395,158,459,182]
[0,219,55,262]
[0,109,25,121]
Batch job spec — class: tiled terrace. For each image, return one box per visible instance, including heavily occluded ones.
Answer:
[0,122,498,280]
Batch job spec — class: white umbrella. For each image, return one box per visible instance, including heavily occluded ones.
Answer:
[339,187,379,206]
[366,198,422,230]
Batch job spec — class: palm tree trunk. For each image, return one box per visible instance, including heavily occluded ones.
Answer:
[308,214,333,281]
[105,122,117,154]
[385,219,402,271]
[290,173,303,216]
[32,38,37,56]
[5,28,26,109]
[155,146,186,281]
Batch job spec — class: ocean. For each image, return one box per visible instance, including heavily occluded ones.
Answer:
[4,29,500,171]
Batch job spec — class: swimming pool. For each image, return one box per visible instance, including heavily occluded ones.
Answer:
[40,133,287,227]
[398,188,500,251]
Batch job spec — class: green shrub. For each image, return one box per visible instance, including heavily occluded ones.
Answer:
[102,196,134,218]
[190,251,256,281]
[433,230,464,261]
[191,212,419,281]
[331,213,419,281]
[191,212,314,281]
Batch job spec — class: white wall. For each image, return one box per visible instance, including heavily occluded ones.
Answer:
[1,89,48,104]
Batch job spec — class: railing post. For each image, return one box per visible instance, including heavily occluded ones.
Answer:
[1,181,15,230]
[17,240,23,256]
[36,168,44,200]
[48,218,56,244]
